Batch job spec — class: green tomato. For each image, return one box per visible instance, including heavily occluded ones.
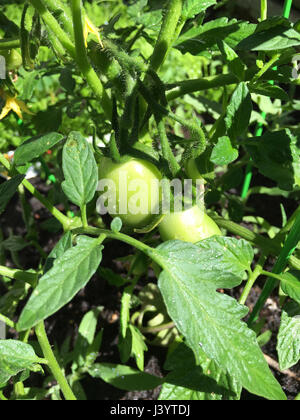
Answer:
[0,49,22,71]
[98,156,162,228]
[185,150,214,183]
[185,158,204,182]
[159,205,221,243]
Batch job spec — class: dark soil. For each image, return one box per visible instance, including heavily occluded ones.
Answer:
[0,174,299,400]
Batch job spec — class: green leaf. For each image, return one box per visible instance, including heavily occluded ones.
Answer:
[277,302,300,370]
[249,83,290,101]
[218,40,245,80]
[182,0,216,19]
[14,133,64,166]
[72,308,102,369]
[129,325,147,371]
[43,231,73,273]
[280,271,300,304]
[1,235,29,252]
[33,108,62,134]
[0,340,40,387]
[211,136,239,166]
[0,175,25,215]
[62,132,98,208]
[88,363,163,391]
[85,330,104,368]
[59,69,75,94]
[159,343,241,400]
[246,129,300,191]
[12,387,48,401]
[225,82,252,140]
[175,18,256,56]
[98,267,129,287]
[21,71,39,101]
[111,217,122,233]
[17,236,103,331]
[118,324,148,371]
[238,22,300,51]
[153,237,286,400]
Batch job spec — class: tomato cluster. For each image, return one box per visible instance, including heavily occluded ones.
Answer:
[98,156,220,243]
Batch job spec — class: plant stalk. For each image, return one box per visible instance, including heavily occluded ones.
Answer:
[0,313,16,329]
[35,321,77,401]
[239,255,266,305]
[0,38,21,49]
[70,0,112,119]
[150,0,184,72]
[29,0,75,56]
[0,265,37,286]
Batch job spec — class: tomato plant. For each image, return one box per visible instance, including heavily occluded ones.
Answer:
[0,0,300,404]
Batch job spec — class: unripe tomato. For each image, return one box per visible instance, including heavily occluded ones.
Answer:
[0,49,22,71]
[98,156,162,228]
[185,150,214,183]
[159,205,221,243]
[185,158,204,182]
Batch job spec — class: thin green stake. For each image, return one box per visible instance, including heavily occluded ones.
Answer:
[241,0,293,199]
[283,0,293,18]
[241,113,266,199]
[248,210,300,326]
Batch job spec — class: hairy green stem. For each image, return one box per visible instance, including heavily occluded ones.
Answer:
[35,321,77,401]
[73,227,153,256]
[141,321,175,334]
[165,65,282,101]
[0,312,16,329]
[260,270,288,283]
[44,0,74,38]
[251,53,280,84]
[0,38,20,49]
[22,179,71,230]
[139,80,206,150]
[29,0,75,56]
[81,205,88,228]
[70,0,112,119]
[150,0,184,72]
[166,74,239,101]
[30,0,112,116]
[240,255,266,305]
[156,118,181,177]
[47,30,66,58]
